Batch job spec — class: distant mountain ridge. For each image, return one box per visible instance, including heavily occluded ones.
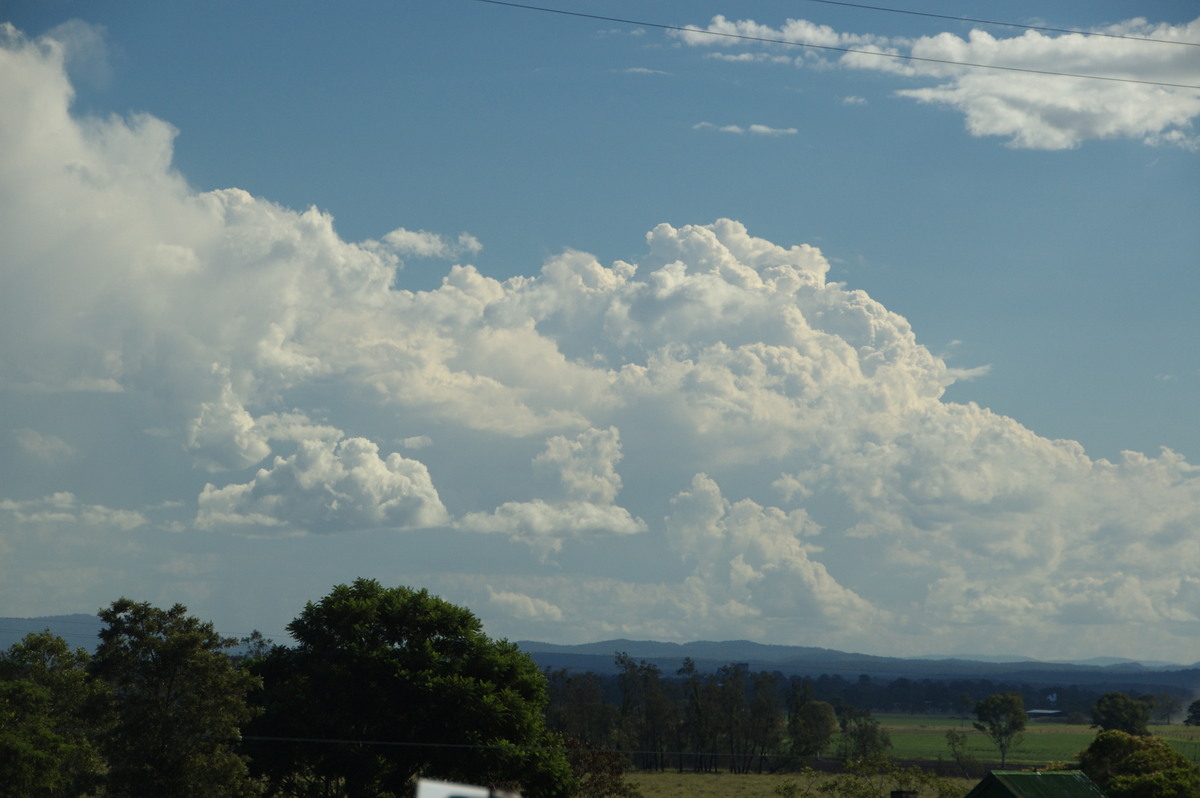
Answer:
[0,614,104,651]
[4,617,1197,695]
[516,638,1200,692]
[517,638,1189,669]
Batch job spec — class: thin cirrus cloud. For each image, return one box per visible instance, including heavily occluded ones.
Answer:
[674,14,1200,149]
[3,22,1200,659]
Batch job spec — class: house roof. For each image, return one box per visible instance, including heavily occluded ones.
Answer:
[963,771,1108,798]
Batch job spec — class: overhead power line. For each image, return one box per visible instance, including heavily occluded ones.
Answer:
[469,0,1200,91]
[797,0,1200,47]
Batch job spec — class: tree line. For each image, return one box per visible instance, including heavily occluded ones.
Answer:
[541,655,1179,773]
[2,579,1198,798]
[0,581,577,798]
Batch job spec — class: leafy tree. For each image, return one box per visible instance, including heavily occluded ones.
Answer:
[614,653,676,772]
[743,670,785,773]
[1154,692,1182,725]
[973,692,1026,768]
[678,657,720,772]
[1078,729,1200,798]
[837,707,891,761]
[545,669,618,748]
[944,728,979,779]
[248,579,574,798]
[715,663,754,773]
[1183,699,1200,727]
[0,631,108,797]
[787,680,838,759]
[562,737,643,798]
[1092,692,1153,736]
[90,598,262,798]
[773,755,960,798]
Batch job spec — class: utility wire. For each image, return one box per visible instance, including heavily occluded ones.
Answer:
[469,0,1200,91]
[244,735,783,762]
[797,0,1200,47]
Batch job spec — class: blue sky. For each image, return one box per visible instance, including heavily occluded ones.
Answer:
[2,1,1199,661]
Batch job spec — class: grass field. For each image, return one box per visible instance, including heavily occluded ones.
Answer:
[880,714,1092,766]
[880,714,1200,767]
[625,715,1200,798]
[629,770,978,798]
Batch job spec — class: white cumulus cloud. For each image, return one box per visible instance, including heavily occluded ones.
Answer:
[675,14,1200,149]
[3,22,1200,660]
[382,227,482,258]
[197,437,449,534]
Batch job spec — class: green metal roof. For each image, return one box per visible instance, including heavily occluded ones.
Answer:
[963,771,1108,798]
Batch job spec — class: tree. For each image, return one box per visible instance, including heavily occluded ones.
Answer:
[1078,729,1200,798]
[1092,692,1153,736]
[545,669,618,748]
[1155,692,1182,725]
[562,738,643,798]
[248,579,574,798]
[973,692,1026,768]
[787,680,838,759]
[614,653,676,772]
[0,631,108,798]
[1183,699,1200,727]
[837,707,891,761]
[944,729,979,779]
[678,657,720,772]
[90,598,262,798]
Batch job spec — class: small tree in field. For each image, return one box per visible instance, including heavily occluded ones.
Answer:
[974,692,1026,768]
[1092,692,1153,736]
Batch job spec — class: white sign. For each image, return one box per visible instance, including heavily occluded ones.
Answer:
[416,779,496,798]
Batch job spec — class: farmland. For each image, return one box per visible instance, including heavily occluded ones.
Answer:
[627,715,1200,798]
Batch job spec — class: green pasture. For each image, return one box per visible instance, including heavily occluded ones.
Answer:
[877,714,1200,767]
[878,714,1093,766]
[628,716,1200,798]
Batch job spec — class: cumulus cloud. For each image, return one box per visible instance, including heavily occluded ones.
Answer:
[459,500,645,559]
[43,19,112,88]
[381,227,482,259]
[487,587,565,622]
[197,437,449,534]
[533,427,626,504]
[674,14,1200,149]
[457,427,646,558]
[4,23,1200,659]
[0,493,146,530]
[666,474,884,629]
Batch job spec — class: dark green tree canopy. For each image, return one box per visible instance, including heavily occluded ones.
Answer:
[1078,729,1200,798]
[837,707,891,761]
[1092,692,1153,736]
[90,598,262,798]
[248,579,574,798]
[788,696,838,758]
[973,692,1026,768]
[1184,699,1200,727]
[0,631,108,798]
